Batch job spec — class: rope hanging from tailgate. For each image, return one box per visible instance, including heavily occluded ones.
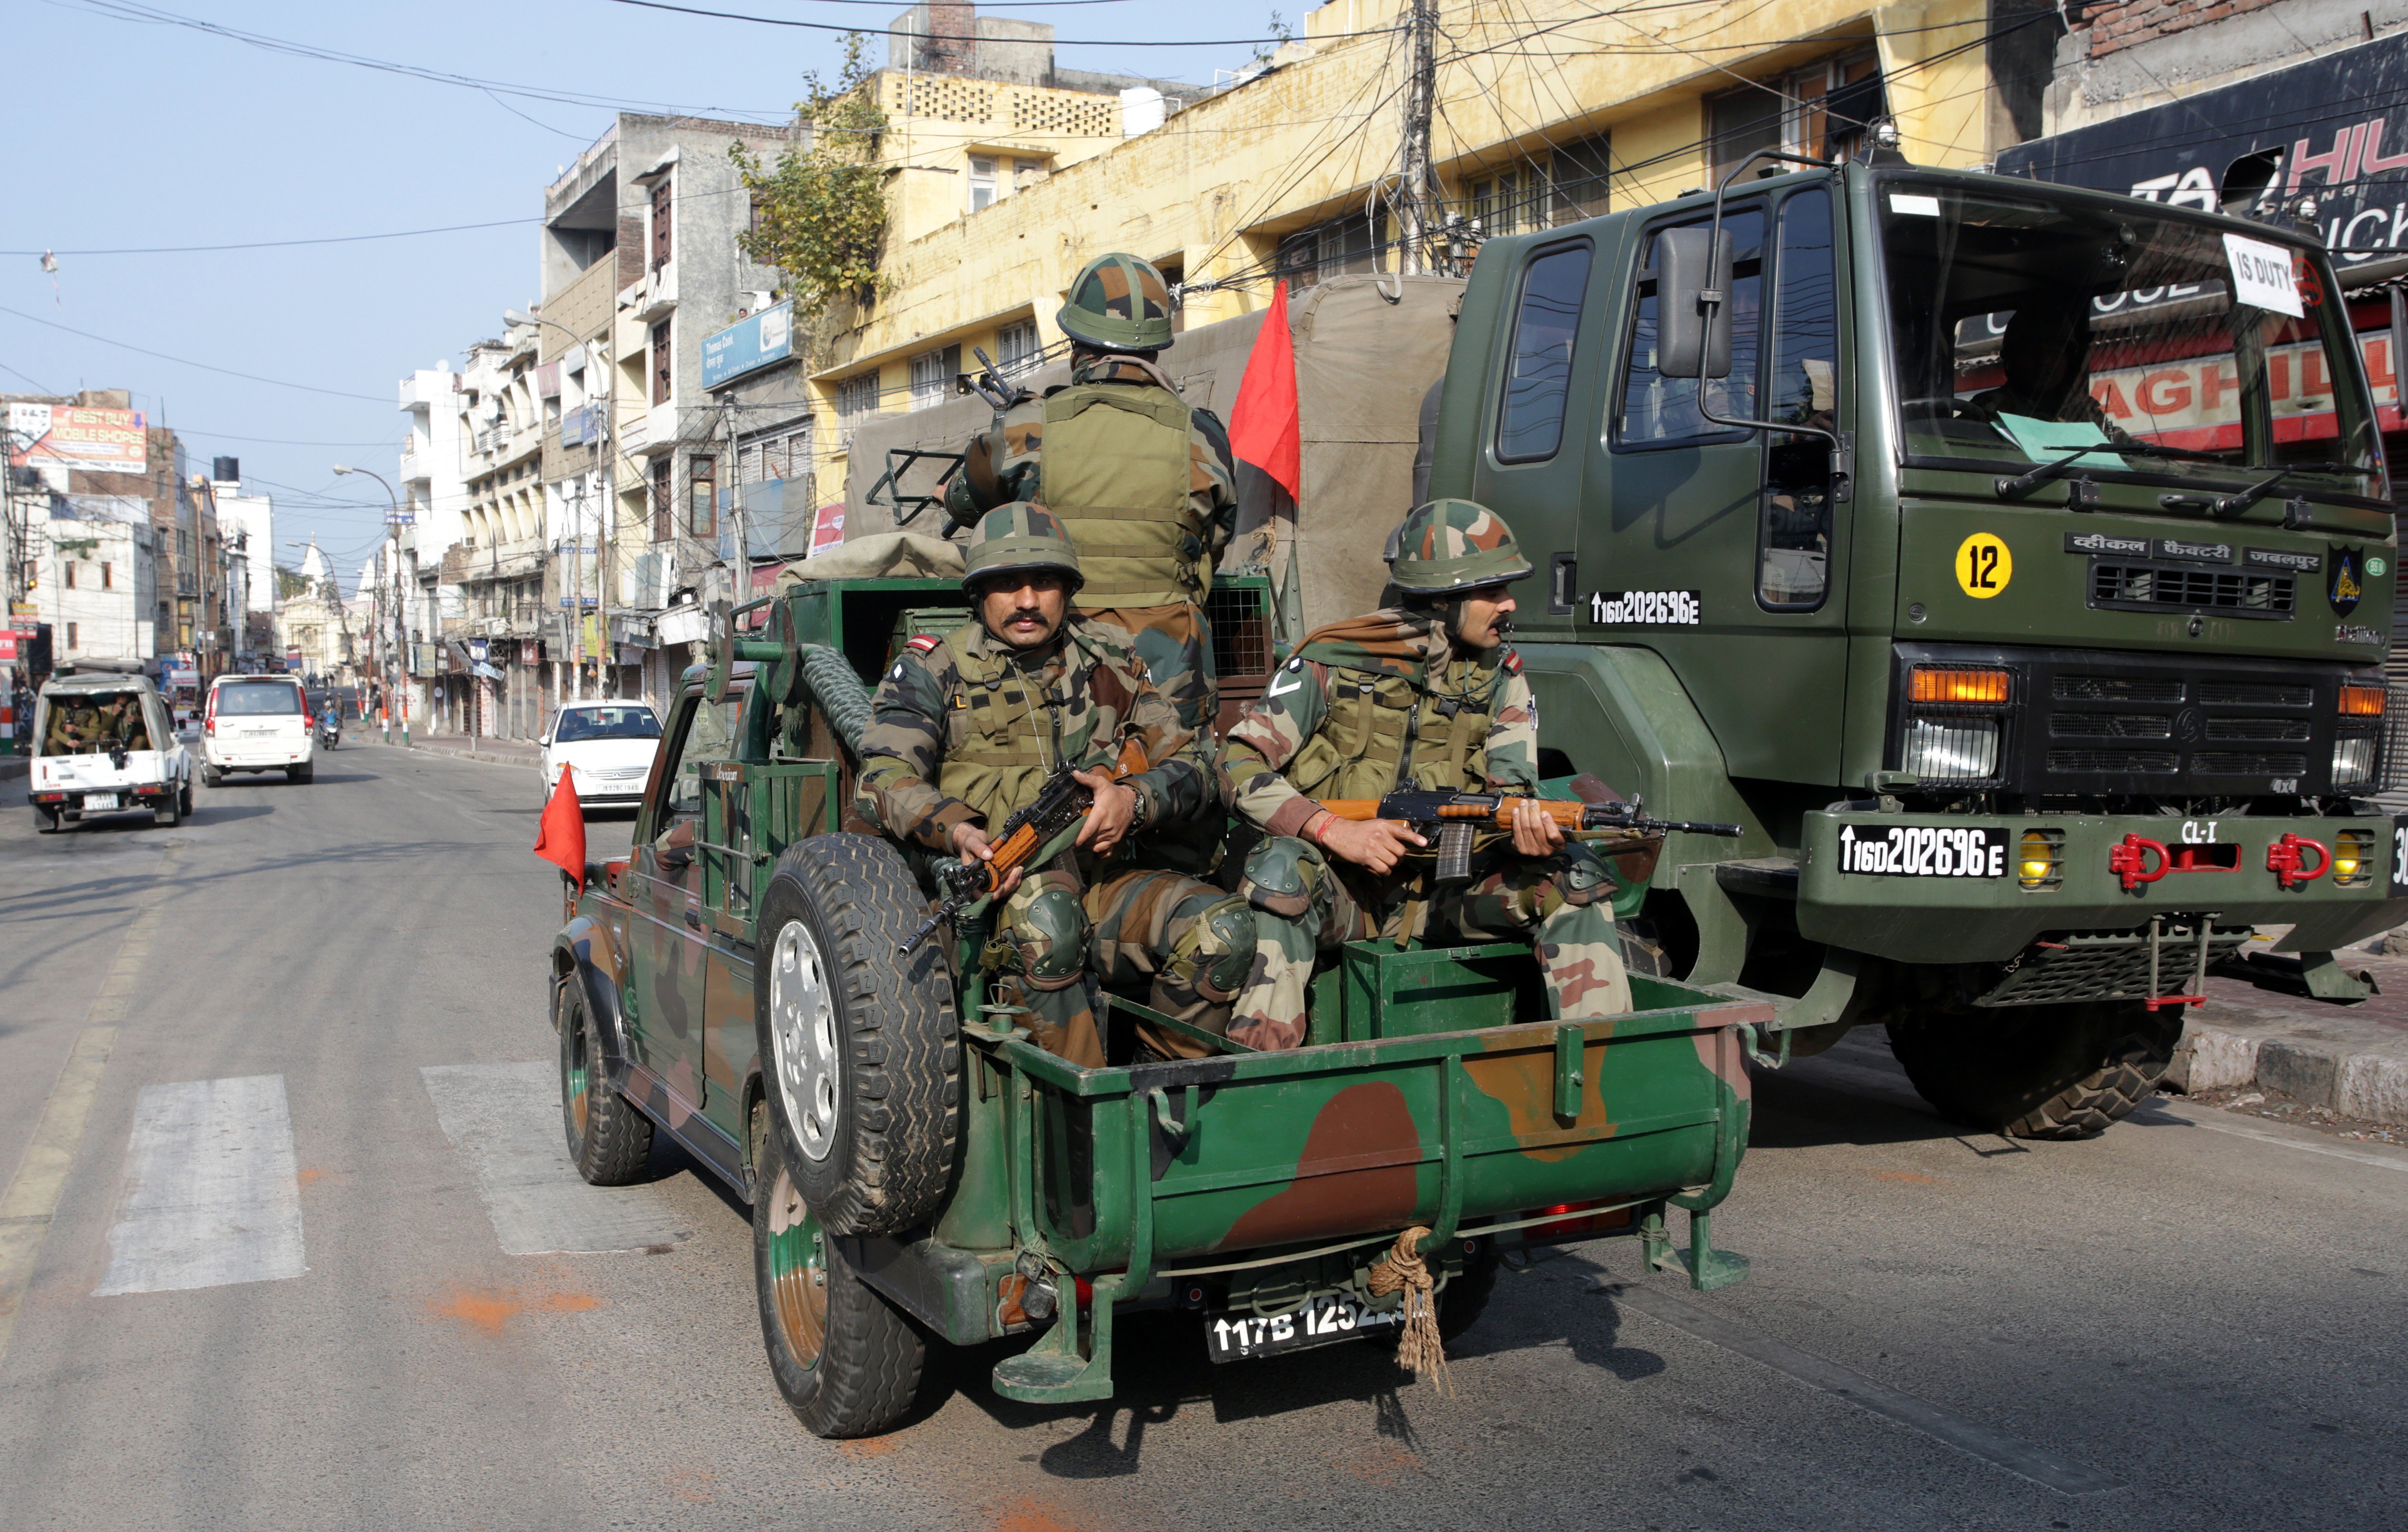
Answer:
[1368,1225,1453,1395]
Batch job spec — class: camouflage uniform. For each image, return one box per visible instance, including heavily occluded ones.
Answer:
[1215,505,1632,1051]
[945,257,1239,741]
[855,505,1254,1065]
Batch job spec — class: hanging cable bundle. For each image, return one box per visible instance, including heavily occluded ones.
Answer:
[1366,1225,1453,1394]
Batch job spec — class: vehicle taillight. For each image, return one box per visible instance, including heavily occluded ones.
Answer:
[203,697,216,736]
[2339,684,2386,716]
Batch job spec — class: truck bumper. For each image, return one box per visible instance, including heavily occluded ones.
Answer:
[1796,809,2408,963]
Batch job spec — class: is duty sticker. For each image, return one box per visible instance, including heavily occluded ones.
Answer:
[1838,823,2010,878]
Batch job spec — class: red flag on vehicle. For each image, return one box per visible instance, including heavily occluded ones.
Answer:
[533,765,586,884]
[1228,279,1302,500]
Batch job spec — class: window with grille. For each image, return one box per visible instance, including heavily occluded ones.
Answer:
[651,175,673,270]
[909,350,948,410]
[102,562,113,590]
[1550,133,1612,224]
[687,457,716,539]
[1274,209,1389,289]
[740,425,812,485]
[1470,172,1520,236]
[63,563,75,590]
[652,320,672,406]
[997,318,1042,377]
[836,373,879,421]
[652,458,673,541]
[970,157,998,213]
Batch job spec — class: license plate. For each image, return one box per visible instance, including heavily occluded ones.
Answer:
[84,793,119,810]
[246,728,275,737]
[1206,1295,1403,1363]
[1836,823,2010,878]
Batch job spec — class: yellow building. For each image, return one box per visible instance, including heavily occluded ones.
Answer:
[809,0,2020,491]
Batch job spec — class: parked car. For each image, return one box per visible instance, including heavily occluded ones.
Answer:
[203,674,316,785]
[537,702,662,809]
[26,667,193,831]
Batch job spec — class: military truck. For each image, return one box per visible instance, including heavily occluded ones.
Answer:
[551,573,1765,1437]
[1426,153,2405,1136]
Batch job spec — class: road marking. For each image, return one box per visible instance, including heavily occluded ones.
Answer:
[0,846,179,1359]
[2133,1102,2408,1173]
[1584,1273,2122,1496]
[95,1075,308,1296]
[420,1063,687,1256]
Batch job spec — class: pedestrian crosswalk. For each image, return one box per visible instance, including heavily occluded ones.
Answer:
[95,1075,307,1296]
[81,1063,686,1301]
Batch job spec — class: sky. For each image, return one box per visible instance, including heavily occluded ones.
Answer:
[3,0,1286,592]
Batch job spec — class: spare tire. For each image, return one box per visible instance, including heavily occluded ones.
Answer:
[1887,1001,2180,1140]
[756,834,959,1236]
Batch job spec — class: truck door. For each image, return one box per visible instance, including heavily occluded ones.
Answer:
[625,684,742,1105]
[1586,183,1850,784]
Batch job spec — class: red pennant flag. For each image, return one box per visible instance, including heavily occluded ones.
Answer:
[534,765,587,884]
[1228,279,1302,500]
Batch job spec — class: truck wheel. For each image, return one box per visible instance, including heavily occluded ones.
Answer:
[1886,1001,2180,1140]
[752,1104,925,1438]
[756,834,959,1237]
[560,985,653,1185]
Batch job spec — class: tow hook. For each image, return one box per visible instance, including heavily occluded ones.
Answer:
[2265,833,2329,891]
[2108,834,2170,893]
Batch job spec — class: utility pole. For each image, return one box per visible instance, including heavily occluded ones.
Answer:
[1399,0,1437,275]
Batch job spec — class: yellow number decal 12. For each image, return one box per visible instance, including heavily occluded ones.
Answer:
[1955,532,2012,599]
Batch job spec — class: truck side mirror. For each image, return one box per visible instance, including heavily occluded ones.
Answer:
[1656,226,1734,381]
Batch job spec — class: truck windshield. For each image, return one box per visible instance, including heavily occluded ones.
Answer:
[1880,181,2382,498]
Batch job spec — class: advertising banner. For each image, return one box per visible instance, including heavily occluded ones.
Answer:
[699,301,795,389]
[8,403,149,475]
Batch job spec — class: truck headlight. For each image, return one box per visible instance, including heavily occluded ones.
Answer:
[1903,717,2000,782]
[2332,730,2377,789]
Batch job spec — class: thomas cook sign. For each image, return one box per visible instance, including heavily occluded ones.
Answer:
[700,301,795,389]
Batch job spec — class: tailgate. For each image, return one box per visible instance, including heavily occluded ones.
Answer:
[989,973,1763,1275]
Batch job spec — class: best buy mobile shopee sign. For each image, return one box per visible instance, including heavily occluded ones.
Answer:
[7,402,148,474]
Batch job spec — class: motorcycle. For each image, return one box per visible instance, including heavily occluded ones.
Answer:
[317,712,341,752]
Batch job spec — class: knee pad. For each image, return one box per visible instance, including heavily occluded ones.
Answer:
[1169,895,1258,1001]
[1007,886,1091,987]
[1241,835,1323,919]
[1555,843,1615,908]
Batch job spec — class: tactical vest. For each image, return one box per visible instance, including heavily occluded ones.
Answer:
[935,624,1113,830]
[1040,383,1202,608]
[1282,652,1504,801]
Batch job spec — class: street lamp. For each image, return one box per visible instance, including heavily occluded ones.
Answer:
[334,464,409,745]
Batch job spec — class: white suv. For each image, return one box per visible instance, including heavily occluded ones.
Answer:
[537,701,662,809]
[203,675,316,785]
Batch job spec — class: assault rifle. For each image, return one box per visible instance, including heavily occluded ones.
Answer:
[898,736,1150,954]
[1313,790,1742,880]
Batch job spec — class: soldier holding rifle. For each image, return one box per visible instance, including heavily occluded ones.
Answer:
[1216,500,1634,1051]
[855,505,1257,1066]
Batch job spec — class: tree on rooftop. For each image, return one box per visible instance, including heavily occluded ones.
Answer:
[732,33,890,320]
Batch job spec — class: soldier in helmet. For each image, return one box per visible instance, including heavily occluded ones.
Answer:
[945,253,1239,759]
[1216,500,1633,1051]
[855,504,1259,1065]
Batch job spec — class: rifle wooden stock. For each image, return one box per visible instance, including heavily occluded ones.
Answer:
[1314,798,1601,832]
[956,736,1153,898]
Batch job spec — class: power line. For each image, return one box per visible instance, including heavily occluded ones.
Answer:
[68,0,794,122]
[0,304,393,402]
[604,0,1381,46]
[1,216,538,258]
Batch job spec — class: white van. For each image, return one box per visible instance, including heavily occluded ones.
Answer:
[27,669,193,831]
[203,674,316,785]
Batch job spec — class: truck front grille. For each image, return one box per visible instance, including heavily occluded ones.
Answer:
[1893,643,2367,798]
[2089,560,2295,619]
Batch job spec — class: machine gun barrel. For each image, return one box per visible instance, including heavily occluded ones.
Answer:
[898,737,1149,954]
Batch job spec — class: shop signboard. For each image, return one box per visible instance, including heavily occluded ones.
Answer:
[7,403,148,474]
[699,301,794,389]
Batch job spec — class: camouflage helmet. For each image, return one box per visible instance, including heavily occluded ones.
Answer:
[1386,499,1535,596]
[962,502,1084,593]
[1057,252,1176,354]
